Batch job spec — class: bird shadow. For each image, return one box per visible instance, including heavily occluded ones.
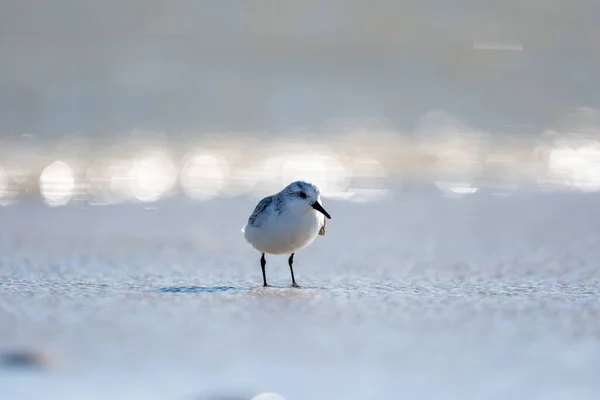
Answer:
[157,286,250,293]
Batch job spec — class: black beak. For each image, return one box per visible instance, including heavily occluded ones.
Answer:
[312,201,331,219]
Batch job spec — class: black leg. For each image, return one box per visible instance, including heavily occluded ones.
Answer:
[288,253,299,287]
[261,253,268,287]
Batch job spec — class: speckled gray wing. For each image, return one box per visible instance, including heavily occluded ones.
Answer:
[318,217,326,236]
[247,195,274,227]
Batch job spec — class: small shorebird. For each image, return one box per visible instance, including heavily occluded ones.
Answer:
[242,181,331,287]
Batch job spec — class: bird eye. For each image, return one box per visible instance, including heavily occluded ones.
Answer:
[299,192,307,199]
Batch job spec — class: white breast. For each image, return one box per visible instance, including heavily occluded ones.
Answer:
[244,210,324,255]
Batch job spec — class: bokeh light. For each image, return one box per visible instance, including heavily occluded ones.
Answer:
[546,143,600,192]
[1,108,600,204]
[129,154,178,202]
[107,159,138,204]
[180,153,230,201]
[39,161,76,207]
[0,166,13,205]
[435,181,479,197]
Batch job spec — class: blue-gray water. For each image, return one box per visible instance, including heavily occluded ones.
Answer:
[1,0,599,134]
[2,189,600,399]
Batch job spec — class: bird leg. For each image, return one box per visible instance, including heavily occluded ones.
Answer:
[261,253,268,287]
[288,253,299,287]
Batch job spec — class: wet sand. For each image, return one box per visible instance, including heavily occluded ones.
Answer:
[2,189,600,399]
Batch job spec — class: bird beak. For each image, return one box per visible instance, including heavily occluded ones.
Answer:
[312,201,331,219]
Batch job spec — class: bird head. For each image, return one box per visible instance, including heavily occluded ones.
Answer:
[283,181,331,219]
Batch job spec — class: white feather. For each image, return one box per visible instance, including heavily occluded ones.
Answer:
[243,181,329,255]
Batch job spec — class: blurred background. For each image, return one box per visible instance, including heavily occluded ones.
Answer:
[3,2,600,400]
[1,0,599,205]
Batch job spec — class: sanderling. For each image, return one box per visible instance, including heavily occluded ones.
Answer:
[242,181,331,287]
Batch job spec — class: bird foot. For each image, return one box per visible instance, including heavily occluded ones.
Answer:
[291,282,301,288]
